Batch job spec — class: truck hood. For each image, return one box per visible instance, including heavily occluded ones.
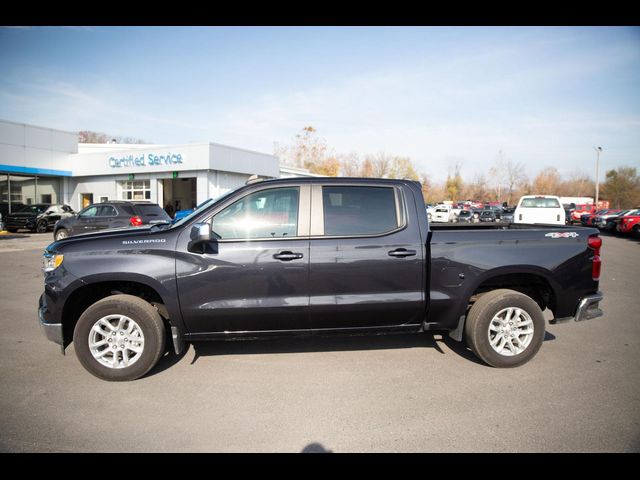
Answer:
[47,224,171,251]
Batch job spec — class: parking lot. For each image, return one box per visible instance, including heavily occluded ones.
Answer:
[0,231,638,452]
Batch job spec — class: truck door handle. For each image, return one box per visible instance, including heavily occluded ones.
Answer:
[388,248,417,258]
[273,251,304,261]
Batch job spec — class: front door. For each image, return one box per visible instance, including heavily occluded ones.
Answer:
[308,184,425,330]
[176,185,311,334]
[73,205,100,234]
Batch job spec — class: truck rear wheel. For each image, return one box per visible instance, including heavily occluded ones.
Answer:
[464,289,545,368]
[73,294,166,381]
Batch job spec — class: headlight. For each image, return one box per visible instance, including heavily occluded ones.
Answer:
[42,252,64,273]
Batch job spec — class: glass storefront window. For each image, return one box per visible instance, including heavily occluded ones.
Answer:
[0,174,62,218]
[120,180,151,200]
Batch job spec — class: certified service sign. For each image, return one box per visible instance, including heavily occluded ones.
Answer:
[108,152,185,169]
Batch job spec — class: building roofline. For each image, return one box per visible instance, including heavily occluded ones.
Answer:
[0,118,78,136]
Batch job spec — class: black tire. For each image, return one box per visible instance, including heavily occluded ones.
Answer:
[54,228,69,241]
[73,294,166,381]
[6,228,18,233]
[35,220,48,233]
[464,289,545,368]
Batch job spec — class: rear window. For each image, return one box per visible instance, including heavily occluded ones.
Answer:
[322,186,398,236]
[133,204,172,221]
[118,205,136,216]
[435,208,449,213]
[481,211,493,216]
[520,198,561,208]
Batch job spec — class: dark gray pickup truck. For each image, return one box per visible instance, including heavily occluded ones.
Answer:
[38,178,604,381]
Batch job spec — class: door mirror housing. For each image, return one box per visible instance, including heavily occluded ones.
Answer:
[188,222,216,254]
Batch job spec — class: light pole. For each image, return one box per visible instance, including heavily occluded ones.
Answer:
[594,146,602,207]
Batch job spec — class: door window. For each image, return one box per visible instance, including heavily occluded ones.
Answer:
[322,186,399,236]
[211,187,299,240]
[80,206,98,217]
[96,205,117,217]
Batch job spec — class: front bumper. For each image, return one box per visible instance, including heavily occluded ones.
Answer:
[38,294,65,354]
[551,291,604,324]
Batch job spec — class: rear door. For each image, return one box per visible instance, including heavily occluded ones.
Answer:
[308,183,425,330]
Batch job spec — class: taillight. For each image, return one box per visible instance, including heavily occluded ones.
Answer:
[130,216,143,227]
[588,234,602,281]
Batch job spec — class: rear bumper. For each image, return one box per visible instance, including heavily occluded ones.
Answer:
[575,292,604,322]
[551,291,604,324]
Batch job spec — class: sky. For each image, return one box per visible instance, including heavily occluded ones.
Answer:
[1,26,639,182]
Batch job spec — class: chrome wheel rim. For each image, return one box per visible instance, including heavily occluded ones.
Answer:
[487,307,534,356]
[89,315,145,369]
[56,230,68,240]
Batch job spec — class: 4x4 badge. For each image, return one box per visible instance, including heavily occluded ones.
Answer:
[545,232,579,238]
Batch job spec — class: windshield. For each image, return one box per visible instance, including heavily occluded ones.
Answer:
[170,187,244,228]
[16,204,48,214]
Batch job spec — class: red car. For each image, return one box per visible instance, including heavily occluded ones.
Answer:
[581,209,612,226]
[571,203,596,222]
[616,210,640,237]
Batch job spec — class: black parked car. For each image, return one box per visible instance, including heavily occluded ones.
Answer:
[456,210,473,223]
[500,207,515,223]
[4,204,75,233]
[479,210,497,222]
[53,201,171,240]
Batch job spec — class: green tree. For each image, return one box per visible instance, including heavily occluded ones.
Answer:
[445,163,463,201]
[601,166,640,209]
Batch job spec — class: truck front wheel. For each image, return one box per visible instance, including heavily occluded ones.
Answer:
[73,294,166,381]
[464,289,545,368]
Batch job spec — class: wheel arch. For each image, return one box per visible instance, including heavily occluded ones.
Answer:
[60,273,185,348]
[449,266,560,341]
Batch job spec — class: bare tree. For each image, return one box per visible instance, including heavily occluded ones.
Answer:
[364,151,393,178]
[274,126,328,170]
[505,159,526,205]
[338,152,361,177]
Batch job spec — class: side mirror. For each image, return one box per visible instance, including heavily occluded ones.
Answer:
[188,222,216,254]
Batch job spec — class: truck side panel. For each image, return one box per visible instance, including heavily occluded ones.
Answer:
[428,227,599,330]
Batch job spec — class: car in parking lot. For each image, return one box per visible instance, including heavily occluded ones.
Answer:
[456,210,473,223]
[514,195,565,225]
[616,210,640,237]
[479,210,497,222]
[500,207,515,223]
[571,204,596,223]
[596,209,636,232]
[580,209,609,227]
[4,204,75,233]
[53,201,171,240]
[431,205,452,222]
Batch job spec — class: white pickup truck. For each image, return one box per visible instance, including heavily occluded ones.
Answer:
[514,195,565,225]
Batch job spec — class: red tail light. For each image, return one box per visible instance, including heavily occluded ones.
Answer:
[588,235,602,281]
[130,216,143,227]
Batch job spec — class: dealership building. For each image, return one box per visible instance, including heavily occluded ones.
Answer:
[0,119,314,215]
